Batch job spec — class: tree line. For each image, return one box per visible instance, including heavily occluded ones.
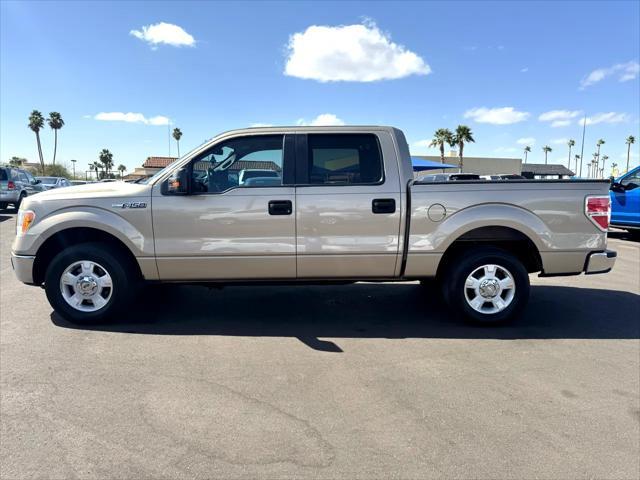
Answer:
[522,135,636,178]
[24,110,184,180]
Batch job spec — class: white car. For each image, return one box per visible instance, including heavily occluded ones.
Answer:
[36,177,71,190]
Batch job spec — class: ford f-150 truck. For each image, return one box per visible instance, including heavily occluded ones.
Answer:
[11,126,616,324]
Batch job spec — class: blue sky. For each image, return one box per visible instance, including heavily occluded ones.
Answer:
[1,0,639,175]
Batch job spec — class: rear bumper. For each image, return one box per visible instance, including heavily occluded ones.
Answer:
[0,190,19,203]
[584,250,617,274]
[10,252,36,284]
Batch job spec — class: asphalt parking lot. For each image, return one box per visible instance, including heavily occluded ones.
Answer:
[1,210,639,479]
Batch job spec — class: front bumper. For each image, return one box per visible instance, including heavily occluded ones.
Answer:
[585,250,617,274]
[10,252,36,284]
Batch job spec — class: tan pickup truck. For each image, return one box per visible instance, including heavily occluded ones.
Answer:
[11,126,616,324]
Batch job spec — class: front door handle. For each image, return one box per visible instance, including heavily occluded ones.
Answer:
[372,198,396,214]
[268,200,293,215]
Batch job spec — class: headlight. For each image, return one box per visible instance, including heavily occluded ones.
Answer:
[16,210,36,236]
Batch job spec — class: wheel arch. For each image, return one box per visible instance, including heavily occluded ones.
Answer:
[436,225,543,279]
[32,227,143,285]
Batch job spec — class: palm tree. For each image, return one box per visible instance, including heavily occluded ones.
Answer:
[172,128,183,157]
[590,153,598,178]
[523,145,531,164]
[625,135,636,173]
[542,145,552,164]
[574,154,581,175]
[453,125,475,172]
[70,159,77,178]
[28,110,45,174]
[595,138,605,172]
[98,149,113,178]
[600,155,609,178]
[117,164,126,178]
[429,128,454,163]
[47,112,64,165]
[611,162,618,177]
[566,139,575,169]
[90,161,101,180]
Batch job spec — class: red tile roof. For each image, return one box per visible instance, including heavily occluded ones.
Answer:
[142,156,178,168]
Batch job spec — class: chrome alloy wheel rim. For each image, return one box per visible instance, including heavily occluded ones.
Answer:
[59,260,113,312]
[464,264,515,314]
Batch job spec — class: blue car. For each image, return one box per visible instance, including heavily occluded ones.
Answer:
[610,165,640,237]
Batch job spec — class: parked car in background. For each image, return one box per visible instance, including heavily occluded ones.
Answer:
[70,180,89,186]
[610,166,640,237]
[421,173,482,182]
[1,165,42,210]
[238,169,281,185]
[36,177,72,190]
[11,126,616,326]
[481,174,525,180]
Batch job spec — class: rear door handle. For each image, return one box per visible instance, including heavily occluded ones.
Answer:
[372,198,396,214]
[268,200,293,215]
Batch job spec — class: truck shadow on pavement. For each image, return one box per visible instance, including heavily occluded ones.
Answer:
[51,283,640,351]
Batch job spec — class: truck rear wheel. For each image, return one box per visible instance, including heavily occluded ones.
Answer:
[45,242,137,324]
[443,247,529,324]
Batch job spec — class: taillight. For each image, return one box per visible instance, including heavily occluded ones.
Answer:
[7,181,15,190]
[585,195,610,231]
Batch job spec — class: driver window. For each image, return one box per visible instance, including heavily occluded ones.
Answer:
[191,135,283,193]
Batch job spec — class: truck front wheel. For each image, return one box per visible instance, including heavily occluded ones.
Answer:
[443,247,529,324]
[44,242,136,324]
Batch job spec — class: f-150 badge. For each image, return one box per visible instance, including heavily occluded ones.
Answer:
[111,202,147,209]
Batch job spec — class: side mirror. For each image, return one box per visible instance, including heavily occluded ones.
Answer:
[161,167,190,195]
[610,182,625,193]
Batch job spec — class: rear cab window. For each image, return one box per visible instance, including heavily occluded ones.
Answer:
[0,168,7,181]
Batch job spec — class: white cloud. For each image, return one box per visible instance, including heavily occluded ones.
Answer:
[584,112,630,125]
[296,113,345,126]
[538,109,582,127]
[516,137,536,146]
[580,61,639,88]
[94,112,170,126]
[130,22,195,48]
[284,21,430,82]
[463,107,530,125]
[520,67,529,73]
[249,123,274,128]
[551,138,569,145]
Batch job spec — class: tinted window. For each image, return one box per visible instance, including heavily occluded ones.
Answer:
[0,168,7,181]
[191,135,283,193]
[621,173,640,189]
[307,134,382,185]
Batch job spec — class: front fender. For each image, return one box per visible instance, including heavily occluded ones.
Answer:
[12,206,154,257]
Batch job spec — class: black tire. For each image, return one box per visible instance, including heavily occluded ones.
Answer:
[442,247,530,325]
[0,202,7,210]
[45,242,138,324]
[14,193,25,211]
[627,229,640,241]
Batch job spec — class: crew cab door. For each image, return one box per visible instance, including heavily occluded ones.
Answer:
[152,134,297,280]
[294,131,402,278]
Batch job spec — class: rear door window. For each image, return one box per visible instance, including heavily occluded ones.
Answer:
[0,168,7,181]
[305,134,383,185]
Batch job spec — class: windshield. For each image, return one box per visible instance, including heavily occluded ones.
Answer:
[38,177,57,184]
